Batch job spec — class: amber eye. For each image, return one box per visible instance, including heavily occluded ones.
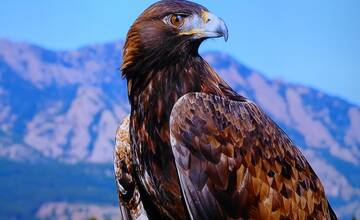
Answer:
[170,14,185,27]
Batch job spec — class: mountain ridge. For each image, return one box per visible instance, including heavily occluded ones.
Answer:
[0,39,359,219]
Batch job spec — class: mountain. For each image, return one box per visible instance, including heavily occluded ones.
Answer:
[0,39,359,219]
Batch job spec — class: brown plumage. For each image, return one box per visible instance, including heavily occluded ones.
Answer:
[117,0,337,219]
[114,116,146,220]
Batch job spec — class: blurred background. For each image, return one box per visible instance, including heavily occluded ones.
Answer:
[0,0,359,219]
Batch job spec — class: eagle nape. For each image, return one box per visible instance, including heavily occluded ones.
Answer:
[114,0,338,220]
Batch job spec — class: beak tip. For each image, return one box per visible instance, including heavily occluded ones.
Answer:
[219,19,229,42]
[223,27,229,42]
[224,32,229,42]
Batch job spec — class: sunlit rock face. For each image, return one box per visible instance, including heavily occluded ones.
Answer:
[0,39,129,163]
[0,39,359,219]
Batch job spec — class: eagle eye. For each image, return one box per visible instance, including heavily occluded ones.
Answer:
[169,14,185,27]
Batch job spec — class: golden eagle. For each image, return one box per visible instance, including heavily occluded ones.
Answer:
[115,0,337,219]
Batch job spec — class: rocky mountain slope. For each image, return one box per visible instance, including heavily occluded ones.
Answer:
[0,39,359,219]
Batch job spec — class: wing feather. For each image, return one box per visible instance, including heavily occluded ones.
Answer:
[170,92,336,220]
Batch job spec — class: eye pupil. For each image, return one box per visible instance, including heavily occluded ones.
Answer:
[170,14,184,27]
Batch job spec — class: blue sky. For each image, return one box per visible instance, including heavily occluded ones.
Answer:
[1,0,359,105]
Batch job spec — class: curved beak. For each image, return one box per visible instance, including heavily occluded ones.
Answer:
[180,11,229,42]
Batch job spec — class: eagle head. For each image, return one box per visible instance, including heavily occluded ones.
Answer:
[121,0,228,78]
